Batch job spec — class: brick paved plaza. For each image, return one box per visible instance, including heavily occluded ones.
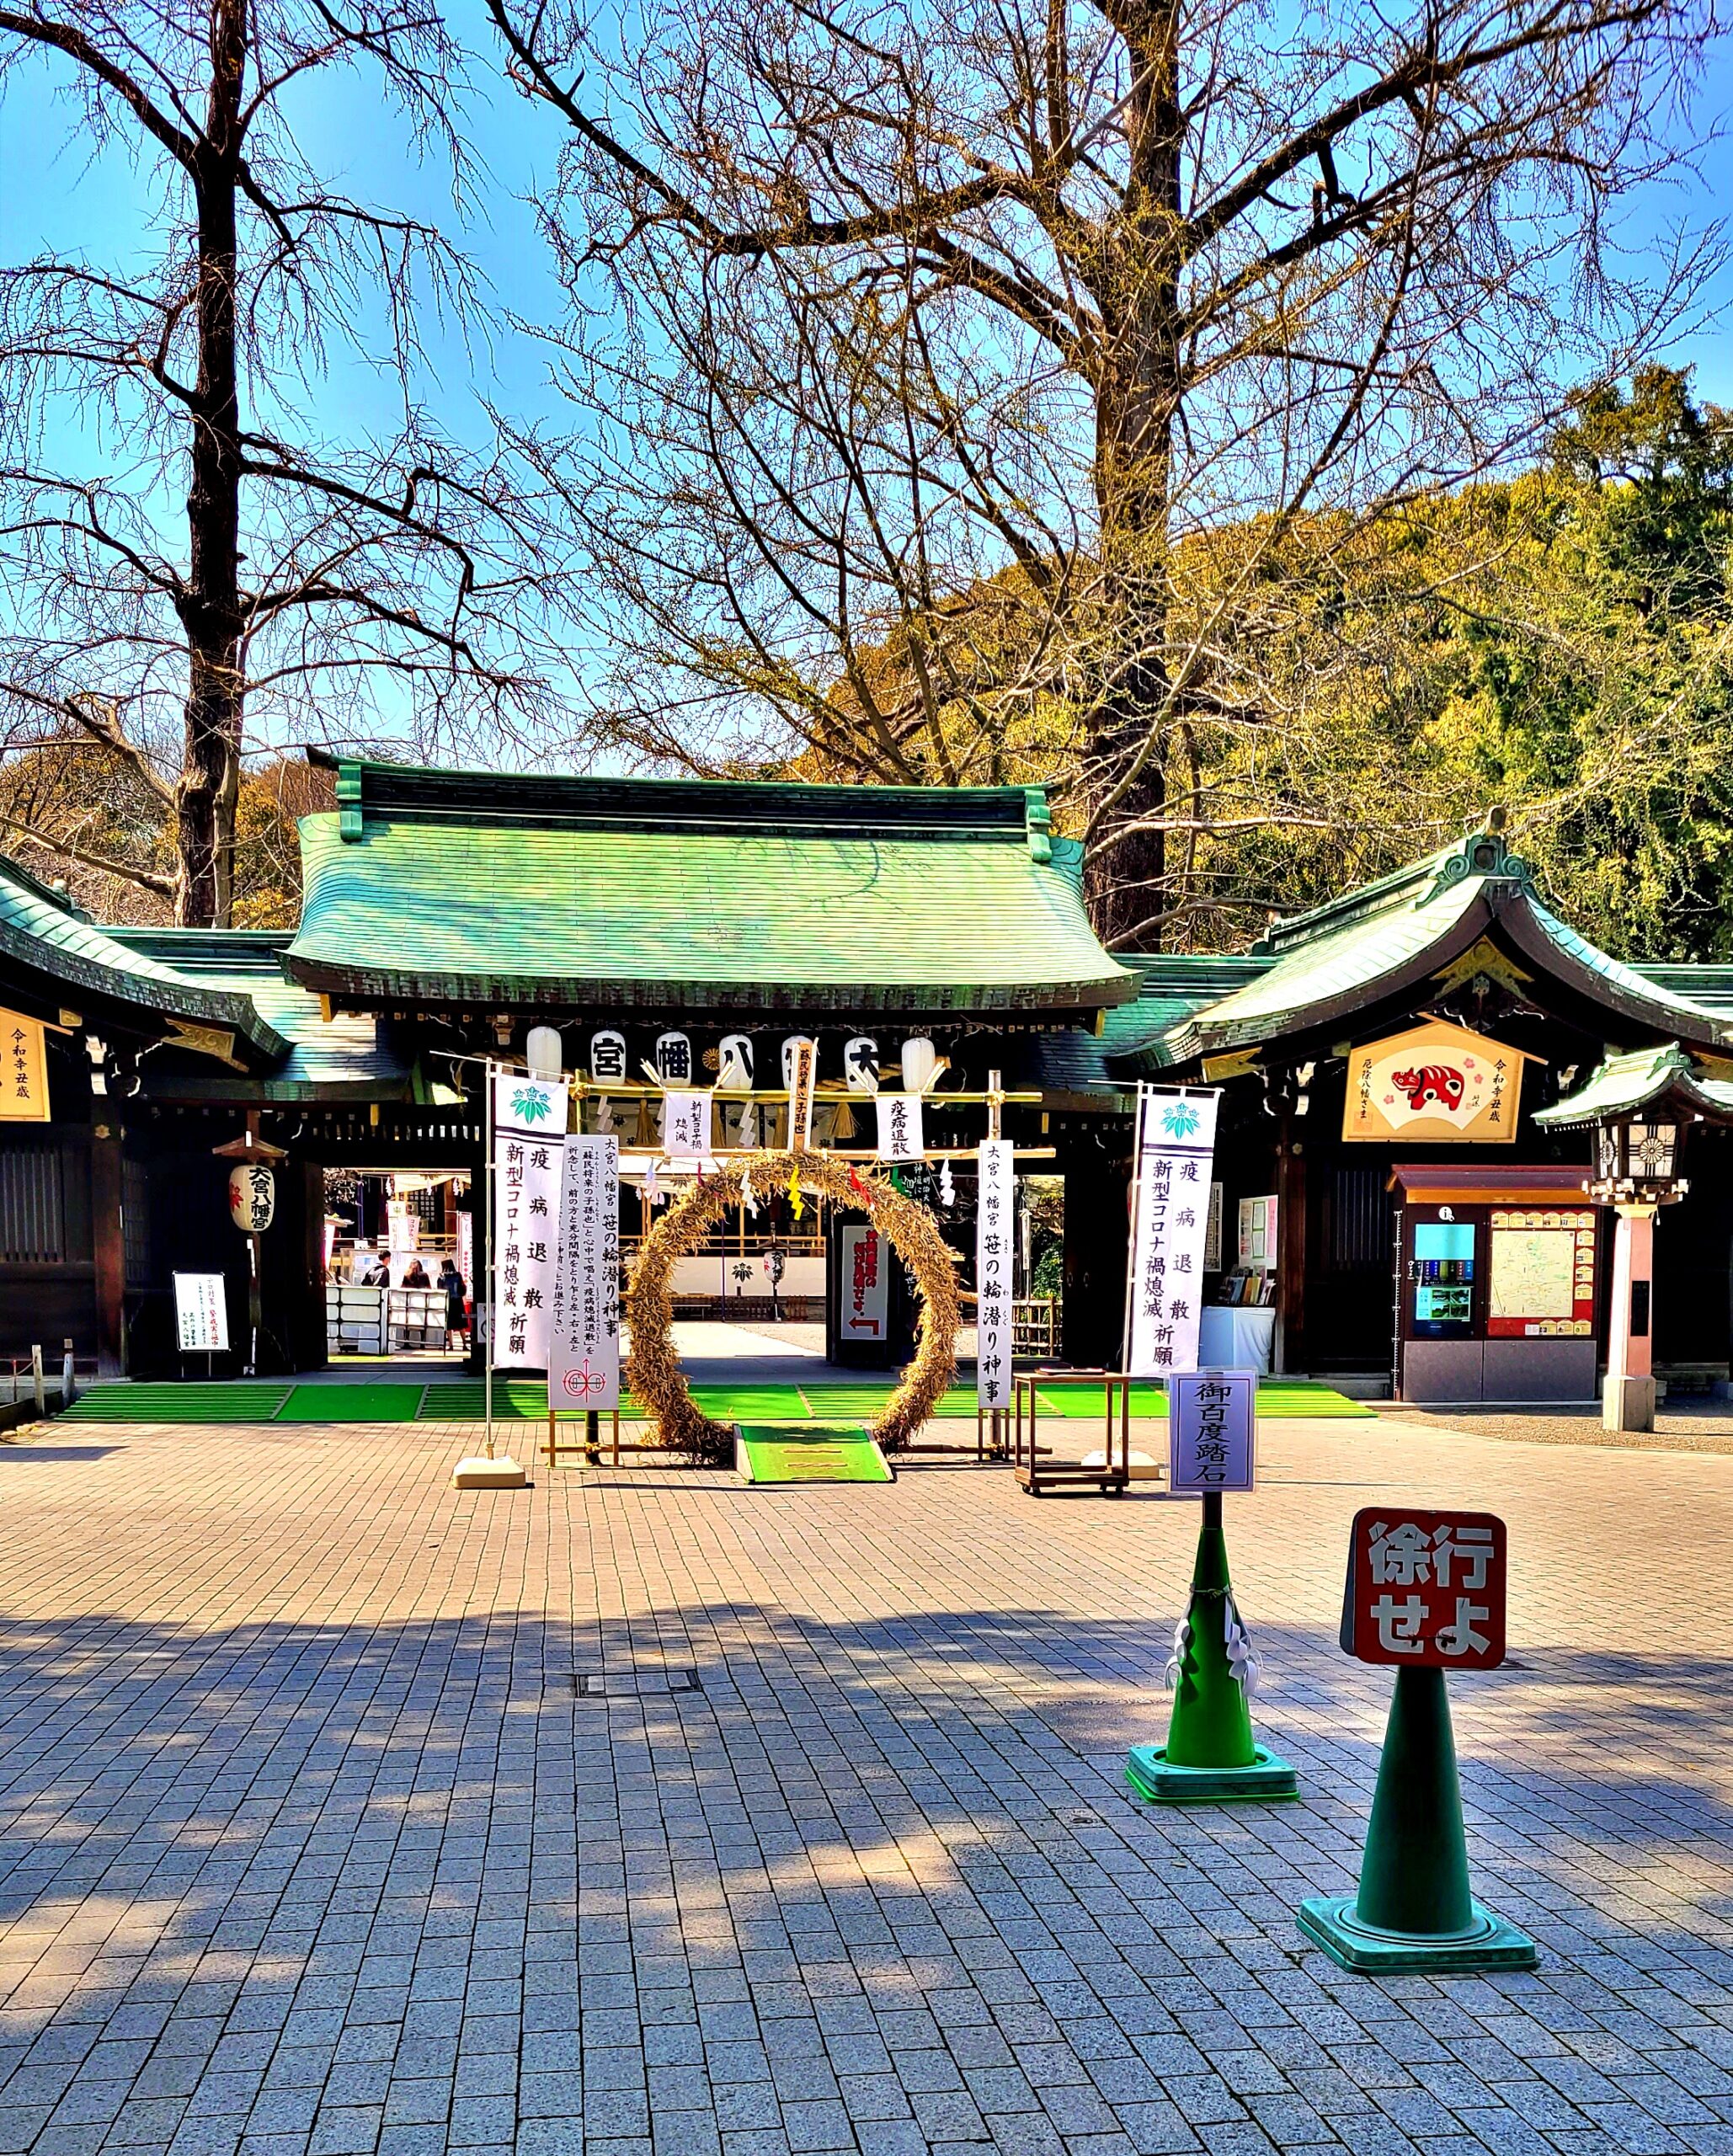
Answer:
[3,1410,1733,2156]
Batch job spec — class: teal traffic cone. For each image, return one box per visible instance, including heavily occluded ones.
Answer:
[1297,1666,1538,1971]
[1128,1495,1297,1802]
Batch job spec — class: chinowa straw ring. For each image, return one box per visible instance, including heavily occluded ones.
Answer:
[626,1148,960,1463]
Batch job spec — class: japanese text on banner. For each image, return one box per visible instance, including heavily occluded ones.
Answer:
[874,1093,925,1164]
[662,1091,712,1160]
[1126,1088,1220,1377]
[976,1139,1014,1410]
[551,1134,621,1410]
[493,1075,568,1369]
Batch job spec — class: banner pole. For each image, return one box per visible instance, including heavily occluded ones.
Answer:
[1120,1083,1148,1374]
[483,1057,495,1461]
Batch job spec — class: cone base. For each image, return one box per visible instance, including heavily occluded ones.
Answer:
[1296,1894,1538,1972]
[1126,1743,1298,1804]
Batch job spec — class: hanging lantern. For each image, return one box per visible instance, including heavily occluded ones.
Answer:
[718,1033,755,1090]
[655,1031,694,1083]
[845,1037,880,1094]
[900,1036,938,1093]
[781,1035,818,1088]
[228,1161,275,1232]
[525,1024,563,1080]
[589,1029,628,1083]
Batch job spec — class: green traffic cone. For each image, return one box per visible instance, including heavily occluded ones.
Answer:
[1127,1496,1297,1803]
[1296,1666,1538,1971]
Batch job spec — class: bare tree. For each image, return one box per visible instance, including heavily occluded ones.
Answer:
[489,0,1720,946]
[1,0,552,925]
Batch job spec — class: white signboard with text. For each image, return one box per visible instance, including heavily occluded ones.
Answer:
[840,1222,889,1340]
[975,1139,1014,1411]
[874,1093,925,1164]
[493,1074,568,1368]
[1125,1087,1220,1379]
[662,1091,712,1159]
[1169,1370,1256,1493]
[174,1272,230,1354]
[551,1134,621,1411]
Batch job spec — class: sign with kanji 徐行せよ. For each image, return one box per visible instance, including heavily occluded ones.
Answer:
[1340,1507,1507,1670]
[1341,1020,1526,1144]
[1169,1371,1256,1492]
[0,1008,49,1121]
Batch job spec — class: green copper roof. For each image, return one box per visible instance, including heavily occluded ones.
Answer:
[0,857,285,1059]
[1137,827,1733,1070]
[285,757,1134,1016]
[105,928,418,1099]
[1532,1043,1733,1127]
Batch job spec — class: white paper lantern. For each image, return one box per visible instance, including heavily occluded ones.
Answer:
[781,1035,818,1087]
[845,1037,880,1094]
[656,1031,694,1083]
[525,1024,563,1079]
[900,1036,938,1093]
[228,1162,275,1233]
[589,1029,628,1083]
[718,1033,755,1089]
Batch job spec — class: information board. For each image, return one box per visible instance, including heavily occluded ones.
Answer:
[1169,1371,1256,1492]
[1488,1208,1596,1337]
[839,1223,888,1340]
[173,1272,230,1353]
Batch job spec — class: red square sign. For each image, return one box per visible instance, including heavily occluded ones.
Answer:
[1340,1507,1507,1670]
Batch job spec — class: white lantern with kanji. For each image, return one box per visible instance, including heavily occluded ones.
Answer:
[228,1161,275,1232]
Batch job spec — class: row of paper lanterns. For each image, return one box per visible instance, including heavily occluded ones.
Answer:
[527,1027,941,1096]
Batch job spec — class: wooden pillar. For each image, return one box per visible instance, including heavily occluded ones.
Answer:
[1274,1132,1307,1376]
[90,1118,125,1377]
[1604,1202,1656,1431]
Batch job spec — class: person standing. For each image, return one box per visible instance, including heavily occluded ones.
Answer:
[438,1256,467,1351]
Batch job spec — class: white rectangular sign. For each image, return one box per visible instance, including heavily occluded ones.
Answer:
[839,1222,889,1340]
[662,1090,712,1159]
[551,1134,621,1410]
[975,1139,1014,1410]
[174,1272,230,1353]
[1126,1087,1220,1379]
[493,1074,568,1368]
[1169,1370,1256,1492]
[874,1093,925,1164]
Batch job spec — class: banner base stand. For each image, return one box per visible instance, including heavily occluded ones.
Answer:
[1126,1742,1298,1804]
[453,1454,529,1489]
[1296,1893,1538,1972]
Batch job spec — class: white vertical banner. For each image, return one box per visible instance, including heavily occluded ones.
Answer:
[662,1090,712,1159]
[1125,1086,1220,1379]
[551,1134,621,1410]
[493,1074,568,1368]
[874,1093,925,1163]
[976,1139,1014,1410]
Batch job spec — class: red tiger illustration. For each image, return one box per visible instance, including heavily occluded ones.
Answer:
[1392,1064,1464,1112]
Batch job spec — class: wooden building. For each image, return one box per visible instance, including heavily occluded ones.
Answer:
[5,763,1731,1403]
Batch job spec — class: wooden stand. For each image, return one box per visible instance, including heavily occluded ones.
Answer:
[545,1406,622,1466]
[1010,1371,1131,1496]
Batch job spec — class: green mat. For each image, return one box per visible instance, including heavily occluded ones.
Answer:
[55,1371,1374,1428]
[277,1384,429,1423]
[57,1383,292,1422]
[737,1422,893,1483]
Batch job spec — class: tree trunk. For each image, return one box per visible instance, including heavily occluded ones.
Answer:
[173,0,248,927]
[1083,0,1184,953]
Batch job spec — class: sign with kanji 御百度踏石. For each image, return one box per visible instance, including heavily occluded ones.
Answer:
[839,1222,888,1339]
[551,1134,620,1411]
[1169,1371,1256,1493]
[1341,1019,1526,1143]
[1125,1088,1220,1378]
[493,1074,568,1368]
[874,1092,924,1164]
[0,1008,49,1121]
[1340,1507,1507,1670]
[975,1139,1014,1410]
[173,1272,230,1353]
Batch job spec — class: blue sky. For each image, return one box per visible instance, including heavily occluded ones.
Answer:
[1,14,1730,767]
